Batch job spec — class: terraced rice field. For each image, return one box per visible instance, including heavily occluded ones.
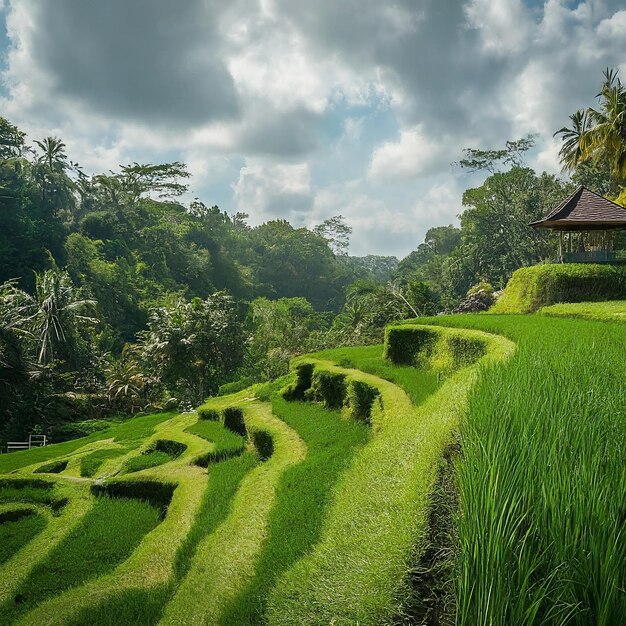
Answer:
[0,315,624,624]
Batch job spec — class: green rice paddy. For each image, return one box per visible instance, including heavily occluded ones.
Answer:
[0,312,623,624]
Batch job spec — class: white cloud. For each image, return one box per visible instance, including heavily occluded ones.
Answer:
[597,10,626,40]
[465,0,532,55]
[233,161,313,223]
[368,125,454,182]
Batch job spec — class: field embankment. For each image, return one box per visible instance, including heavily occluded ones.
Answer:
[491,263,626,313]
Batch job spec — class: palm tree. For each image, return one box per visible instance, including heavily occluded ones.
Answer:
[34,136,68,172]
[33,136,75,216]
[106,352,146,412]
[33,269,97,365]
[555,69,626,191]
[554,109,591,172]
[586,69,626,186]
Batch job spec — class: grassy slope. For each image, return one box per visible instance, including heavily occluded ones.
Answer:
[0,412,175,474]
[0,481,93,610]
[0,511,47,566]
[311,343,440,405]
[7,413,210,626]
[423,314,626,625]
[540,300,626,321]
[159,398,306,626]
[268,327,514,625]
[220,396,369,625]
[0,496,161,625]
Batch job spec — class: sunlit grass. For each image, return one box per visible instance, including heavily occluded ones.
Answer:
[0,412,176,474]
[0,510,47,566]
[540,300,626,322]
[311,344,440,405]
[426,314,626,625]
[220,396,369,625]
[0,495,161,624]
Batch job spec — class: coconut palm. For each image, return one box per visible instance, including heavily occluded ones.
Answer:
[106,351,146,412]
[33,269,97,365]
[554,109,591,172]
[586,69,626,184]
[555,69,626,191]
[34,137,68,173]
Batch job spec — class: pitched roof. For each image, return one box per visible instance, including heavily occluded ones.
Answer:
[531,186,626,230]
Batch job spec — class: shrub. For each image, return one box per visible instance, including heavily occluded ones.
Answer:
[149,439,187,458]
[224,407,247,437]
[197,407,221,421]
[33,459,68,474]
[252,430,274,461]
[347,380,380,425]
[384,326,437,366]
[447,335,487,369]
[91,480,176,516]
[282,362,314,401]
[490,263,626,314]
[306,370,347,409]
[219,376,258,396]
[467,281,494,296]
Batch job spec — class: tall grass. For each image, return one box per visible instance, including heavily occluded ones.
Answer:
[312,344,440,405]
[220,396,369,625]
[0,495,161,624]
[428,314,626,625]
[0,510,47,566]
[267,328,511,625]
[187,419,246,465]
[80,447,128,477]
[540,300,626,322]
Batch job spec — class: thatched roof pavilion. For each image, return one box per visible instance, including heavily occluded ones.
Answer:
[531,186,626,263]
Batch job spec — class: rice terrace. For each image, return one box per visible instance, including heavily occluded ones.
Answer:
[2,2,626,625]
[1,298,625,624]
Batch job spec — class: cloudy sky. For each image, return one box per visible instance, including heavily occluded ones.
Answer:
[1,0,625,257]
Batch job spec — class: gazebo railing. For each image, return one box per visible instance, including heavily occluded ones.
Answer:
[562,250,626,263]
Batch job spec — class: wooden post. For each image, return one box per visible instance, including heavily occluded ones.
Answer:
[559,231,564,262]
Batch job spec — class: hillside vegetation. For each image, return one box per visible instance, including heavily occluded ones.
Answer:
[1,311,625,624]
[490,263,626,313]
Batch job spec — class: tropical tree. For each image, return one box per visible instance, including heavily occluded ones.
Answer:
[555,68,626,191]
[33,136,76,216]
[32,269,97,366]
[138,293,245,404]
[106,346,150,412]
[34,137,69,172]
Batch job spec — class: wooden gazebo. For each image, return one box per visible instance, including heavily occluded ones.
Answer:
[531,186,626,263]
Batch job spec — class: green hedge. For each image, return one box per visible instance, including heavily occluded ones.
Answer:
[224,407,247,437]
[306,370,347,409]
[384,325,487,372]
[252,430,274,461]
[91,480,176,516]
[282,362,315,401]
[383,326,436,365]
[197,407,221,421]
[347,380,380,425]
[490,263,626,314]
[148,439,187,459]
